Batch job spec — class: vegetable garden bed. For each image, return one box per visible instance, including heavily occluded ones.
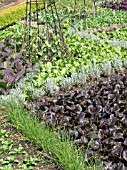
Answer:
[26,69,127,169]
[0,110,61,170]
[0,0,127,169]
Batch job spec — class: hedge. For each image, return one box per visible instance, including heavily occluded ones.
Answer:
[0,2,44,29]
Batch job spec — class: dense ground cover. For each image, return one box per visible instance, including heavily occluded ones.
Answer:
[0,110,63,170]
[0,22,127,96]
[0,1,127,170]
[95,26,127,41]
[25,70,127,169]
[0,1,44,29]
[0,36,35,95]
[103,0,127,11]
[82,8,127,29]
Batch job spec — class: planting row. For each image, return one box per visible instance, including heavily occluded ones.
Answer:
[0,2,45,29]
[95,26,127,41]
[73,30,127,49]
[0,7,127,61]
[82,8,127,30]
[26,71,127,170]
[33,6,127,31]
[0,37,35,95]
[1,29,127,95]
[3,57,127,103]
[0,129,41,169]
[1,7,127,41]
[103,0,127,11]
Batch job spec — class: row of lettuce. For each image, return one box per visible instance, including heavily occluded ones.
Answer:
[1,8,127,98]
[1,6,127,100]
[1,2,127,30]
[1,29,127,101]
[1,5,127,170]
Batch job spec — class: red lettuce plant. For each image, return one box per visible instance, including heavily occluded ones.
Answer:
[29,72,127,169]
[103,0,127,11]
[0,37,35,94]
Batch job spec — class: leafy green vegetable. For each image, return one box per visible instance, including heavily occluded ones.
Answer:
[96,27,127,41]
[82,8,127,30]
[32,35,127,88]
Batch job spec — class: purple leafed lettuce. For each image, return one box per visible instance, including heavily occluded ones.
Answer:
[29,72,127,169]
[103,0,127,11]
[0,37,35,94]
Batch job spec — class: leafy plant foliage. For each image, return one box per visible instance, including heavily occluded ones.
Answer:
[82,8,127,30]
[0,37,35,94]
[2,59,127,103]
[96,27,127,41]
[28,72,127,169]
[0,129,40,169]
[103,0,127,11]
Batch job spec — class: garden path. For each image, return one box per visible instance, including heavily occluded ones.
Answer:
[0,0,25,11]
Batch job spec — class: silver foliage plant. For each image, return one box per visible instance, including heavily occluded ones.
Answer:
[101,61,113,76]
[88,62,101,79]
[60,69,88,89]
[44,78,59,95]
[1,59,127,102]
[1,87,26,103]
[60,59,126,90]
[113,58,124,71]
[1,73,33,103]
[123,60,127,69]
[60,77,72,90]
[1,72,45,103]
[32,88,45,99]
[71,28,127,49]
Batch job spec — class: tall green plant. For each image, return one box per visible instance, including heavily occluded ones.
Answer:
[0,99,102,170]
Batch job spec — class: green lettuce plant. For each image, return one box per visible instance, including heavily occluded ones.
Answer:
[2,58,127,102]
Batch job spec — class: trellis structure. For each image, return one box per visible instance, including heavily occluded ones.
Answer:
[24,0,65,61]
[22,0,127,63]
[23,0,88,61]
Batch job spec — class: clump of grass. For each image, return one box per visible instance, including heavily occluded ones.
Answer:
[0,99,102,170]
